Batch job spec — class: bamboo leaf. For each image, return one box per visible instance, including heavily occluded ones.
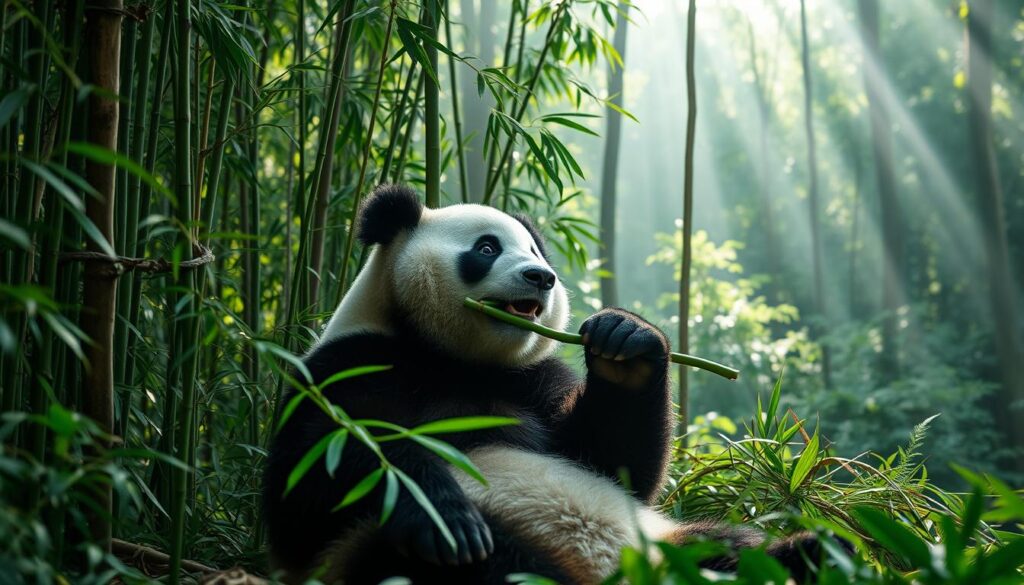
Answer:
[380,468,399,525]
[65,141,174,201]
[0,219,30,250]
[325,430,349,478]
[0,88,31,129]
[284,432,335,497]
[393,467,456,552]
[276,393,307,432]
[409,434,487,485]
[332,467,385,511]
[317,364,393,390]
[851,506,932,568]
[788,429,819,493]
[410,416,519,435]
[540,116,599,137]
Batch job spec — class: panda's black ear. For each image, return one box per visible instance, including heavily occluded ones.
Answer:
[357,184,423,246]
[512,213,550,261]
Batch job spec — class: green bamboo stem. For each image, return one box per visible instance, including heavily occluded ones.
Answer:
[379,58,418,183]
[481,1,566,204]
[443,0,469,204]
[27,0,86,482]
[125,0,174,406]
[424,0,440,209]
[335,0,398,302]
[392,71,425,184]
[462,298,739,381]
[168,0,199,579]
[308,0,355,313]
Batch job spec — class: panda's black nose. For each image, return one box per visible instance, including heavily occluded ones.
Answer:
[522,267,557,291]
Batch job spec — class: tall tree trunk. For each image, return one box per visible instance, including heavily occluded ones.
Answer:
[747,17,781,305]
[967,0,1024,469]
[599,1,629,309]
[858,0,903,381]
[799,0,832,388]
[80,0,123,554]
[679,0,696,434]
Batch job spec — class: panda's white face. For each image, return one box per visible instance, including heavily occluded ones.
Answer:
[391,204,570,366]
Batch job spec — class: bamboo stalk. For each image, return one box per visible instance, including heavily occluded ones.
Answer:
[679,0,697,432]
[392,71,426,184]
[481,1,567,204]
[194,59,217,217]
[168,0,200,579]
[424,0,440,209]
[113,15,140,438]
[286,0,400,435]
[499,0,529,212]
[80,0,124,553]
[3,0,51,432]
[379,59,419,182]
[114,18,137,257]
[309,0,355,313]
[116,8,157,394]
[444,0,469,204]
[125,0,174,404]
[27,0,86,480]
[462,298,738,380]
[335,0,399,301]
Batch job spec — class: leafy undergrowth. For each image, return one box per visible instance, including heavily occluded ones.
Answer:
[596,377,1024,584]
[2,374,1022,584]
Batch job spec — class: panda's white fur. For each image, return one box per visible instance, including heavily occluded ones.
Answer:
[315,446,681,585]
[322,204,570,367]
[452,446,679,583]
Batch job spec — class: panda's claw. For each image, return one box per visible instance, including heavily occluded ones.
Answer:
[441,527,462,566]
[466,524,489,562]
[480,517,495,555]
[456,527,475,564]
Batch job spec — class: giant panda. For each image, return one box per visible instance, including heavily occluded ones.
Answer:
[263,185,831,584]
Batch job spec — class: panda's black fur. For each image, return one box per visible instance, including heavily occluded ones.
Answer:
[263,186,833,584]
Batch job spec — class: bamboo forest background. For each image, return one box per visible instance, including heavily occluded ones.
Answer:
[2,0,1024,581]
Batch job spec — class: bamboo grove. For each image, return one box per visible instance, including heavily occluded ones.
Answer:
[0,0,623,577]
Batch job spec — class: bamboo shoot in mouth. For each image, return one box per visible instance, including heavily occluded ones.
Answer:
[463,297,740,381]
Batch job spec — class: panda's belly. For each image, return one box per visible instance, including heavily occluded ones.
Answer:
[453,446,678,583]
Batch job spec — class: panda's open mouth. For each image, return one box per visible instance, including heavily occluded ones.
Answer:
[487,298,544,320]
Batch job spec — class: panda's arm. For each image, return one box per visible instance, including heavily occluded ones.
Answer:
[547,309,673,503]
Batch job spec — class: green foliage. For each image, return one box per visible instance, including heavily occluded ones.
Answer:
[2,0,1023,581]
[0,406,157,584]
[621,381,1023,584]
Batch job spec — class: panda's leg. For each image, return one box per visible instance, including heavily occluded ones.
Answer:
[329,515,577,585]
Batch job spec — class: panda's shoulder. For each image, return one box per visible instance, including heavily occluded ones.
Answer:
[303,333,397,385]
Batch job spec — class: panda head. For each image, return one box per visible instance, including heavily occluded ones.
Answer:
[322,185,570,367]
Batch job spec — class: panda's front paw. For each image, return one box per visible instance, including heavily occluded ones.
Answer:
[579,309,669,390]
[384,498,494,566]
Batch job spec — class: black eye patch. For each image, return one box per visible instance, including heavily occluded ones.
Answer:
[458,235,502,284]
